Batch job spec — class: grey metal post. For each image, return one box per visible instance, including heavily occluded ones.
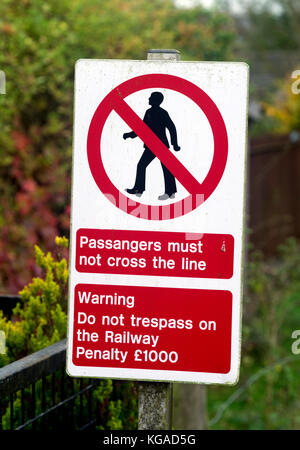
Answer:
[138,381,173,430]
[137,49,181,431]
[0,70,6,94]
[146,48,181,62]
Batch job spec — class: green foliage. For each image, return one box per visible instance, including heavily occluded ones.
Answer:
[222,0,300,134]
[207,238,300,430]
[0,237,69,366]
[106,400,123,430]
[0,237,138,429]
[236,0,300,52]
[0,0,235,293]
[264,74,300,133]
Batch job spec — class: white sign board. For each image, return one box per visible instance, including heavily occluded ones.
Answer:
[67,59,249,384]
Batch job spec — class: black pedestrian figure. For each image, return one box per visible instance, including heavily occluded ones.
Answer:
[123,92,180,200]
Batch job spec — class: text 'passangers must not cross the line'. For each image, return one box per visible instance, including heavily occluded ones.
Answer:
[75,228,234,279]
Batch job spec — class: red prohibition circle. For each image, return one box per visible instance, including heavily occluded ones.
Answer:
[87,73,228,220]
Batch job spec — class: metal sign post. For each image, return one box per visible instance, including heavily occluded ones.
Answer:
[138,380,173,430]
[137,49,179,431]
[0,70,5,95]
[67,47,249,429]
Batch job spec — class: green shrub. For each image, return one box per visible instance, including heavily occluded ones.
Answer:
[0,236,68,367]
[0,237,138,430]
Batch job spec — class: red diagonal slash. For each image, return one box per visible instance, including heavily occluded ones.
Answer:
[113,97,203,194]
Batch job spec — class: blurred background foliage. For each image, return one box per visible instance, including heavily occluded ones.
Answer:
[0,0,300,431]
[208,238,300,429]
[227,0,300,136]
[0,0,235,293]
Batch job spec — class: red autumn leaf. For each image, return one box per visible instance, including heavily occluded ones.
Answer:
[22,179,37,193]
[16,192,33,216]
[11,131,31,151]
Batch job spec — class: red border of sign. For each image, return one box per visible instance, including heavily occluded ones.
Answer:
[87,73,228,220]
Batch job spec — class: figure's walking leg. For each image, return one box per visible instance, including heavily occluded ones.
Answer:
[159,163,177,199]
[126,148,156,195]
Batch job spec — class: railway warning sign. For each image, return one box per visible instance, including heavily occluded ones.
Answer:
[67,59,249,384]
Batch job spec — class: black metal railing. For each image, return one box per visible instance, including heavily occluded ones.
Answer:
[0,339,103,430]
[0,294,20,318]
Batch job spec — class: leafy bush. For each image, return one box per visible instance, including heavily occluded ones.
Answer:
[0,237,138,430]
[0,236,68,367]
[264,72,300,133]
